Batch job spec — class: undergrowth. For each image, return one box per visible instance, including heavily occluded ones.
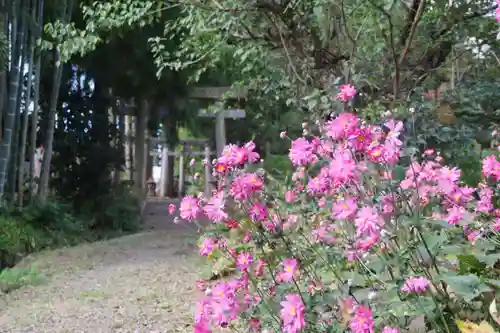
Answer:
[0,186,142,293]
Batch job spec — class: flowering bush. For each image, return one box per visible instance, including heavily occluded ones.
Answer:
[180,101,500,332]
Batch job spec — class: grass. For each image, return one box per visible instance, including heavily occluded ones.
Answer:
[0,266,44,293]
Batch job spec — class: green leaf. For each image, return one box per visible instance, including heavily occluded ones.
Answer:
[457,254,487,274]
[484,279,500,289]
[441,274,490,302]
[474,253,500,267]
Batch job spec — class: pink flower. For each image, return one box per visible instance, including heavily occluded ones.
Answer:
[367,144,384,163]
[248,317,262,332]
[307,175,329,194]
[328,148,358,185]
[249,202,267,222]
[279,258,299,282]
[230,173,263,200]
[218,144,239,166]
[401,276,430,293]
[168,204,176,215]
[285,190,296,203]
[382,141,401,165]
[356,232,379,251]
[189,158,196,167]
[199,237,216,256]
[477,186,494,213]
[289,138,317,166]
[194,322,212,333]
[211,282,231,298]
[467,230,480,244]
[280,131,287,138]
[496,7,500,22]
[244,141,260,164]
[354,206,384,236]
[380,195,394,215]
[350,305,374,333]
[215,142,259,167]
[382,327,399,333]
[493,218,500,232]
[384,119,404,146]
[424,149,435,156]
[311,224,336,244]
[236,252,253,271]
[203,192,228,222]
[225,219,239,229]
[255,259,265,276]
[233,147,247,165]
[203,282,241,326]
[283,214,298,230]
[196,279,206,291]
[336,84,357,102]
[180,195,201,221]
[482,155,500,179]
[292,167,306,181]
[438,166,461,184]
[325,113,359,140]
[444,205,465,225]
[280,294,305,333]
[348,127,374,152]
[332,197,357,220]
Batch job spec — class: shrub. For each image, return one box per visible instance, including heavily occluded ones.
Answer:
[80,184,141,234]
[0,201,88,270]
[14,200,88,247]
[183,110,500,333]
[263,154,293,180]
[0,266,43,293]
[0,216,40,269]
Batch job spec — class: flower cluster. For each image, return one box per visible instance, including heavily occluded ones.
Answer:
[182,88,500,333]
[496,0,500,22]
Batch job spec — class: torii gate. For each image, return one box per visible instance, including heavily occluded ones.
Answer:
[119,86,248,197]
[156,86,248,197]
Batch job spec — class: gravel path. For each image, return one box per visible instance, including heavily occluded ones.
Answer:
[0,200,204,333]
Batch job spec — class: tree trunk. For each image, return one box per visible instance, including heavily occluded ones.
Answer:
[38,51,63,202]
[0,1,9,139]
[18,21,35,206]
[38,0,73,202]
[0,0,24,202]
[28,0,43,201]
[109,97,121,186]
[8,18,28,199]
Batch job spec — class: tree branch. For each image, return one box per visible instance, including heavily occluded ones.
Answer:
[398,0,425,65]
[435,4,497,39]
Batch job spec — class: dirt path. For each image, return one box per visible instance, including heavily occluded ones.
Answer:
[0,200,204,333]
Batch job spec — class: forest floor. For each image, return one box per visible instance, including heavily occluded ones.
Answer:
[0,199,204,333]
